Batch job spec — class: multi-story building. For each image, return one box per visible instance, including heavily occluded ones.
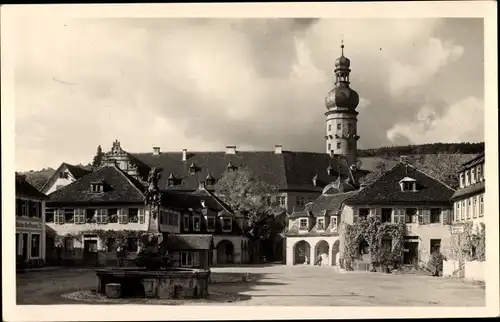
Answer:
[450,152,485,230]
[15,173,49,267]
[45,164,251,267]
[286,159,456,269]
[40,162,91,195]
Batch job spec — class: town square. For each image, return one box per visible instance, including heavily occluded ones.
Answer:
[3,3,497,319]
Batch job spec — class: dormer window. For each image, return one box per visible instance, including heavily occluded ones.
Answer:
[317,218,325,230]
[459,172,465,188]
[465,170,470,186]
[59,171,69,179]
[206,173,216,186]
[189,162,197,176]
[90,181,104,193]
[327,164,334,176]
[222,218,232,232]
[226,161,237,172]
[312,174,318,187]
[399,177,417,192]
[167,173,176,187]
[299,218,308,230]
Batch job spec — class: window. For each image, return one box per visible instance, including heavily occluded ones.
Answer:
[465,171,470,186]
[128,208,138,223]
[91,183,104,193]
[193,216,201,231]
[405,208,417,223]
[336,142,341,149]
[358,208,369,220]
[381,208,392,223]
[479,196,484,217]
[167,212,173,225]
[55,209,65,224]
[46,209,54,223]
[466,200,471,219]
[337,123,341,130]
[21,200,27,216]
[64,236,73,251]
[299,218,308,230]
[108,208,118,223]
[59,171,68,179]
[459,173,464,188]
[430,239,441,254]
[430,208,441,224]
[472,197,477,218]
[207,216,216,231]
[159,210,165,225]
[331,216,338,231]
[181,252,193,267]
[138,209,145,224]
[317,218,325,230]
[471,167,476,183]
[328,143,331,151]
[276,196,286,207]
[64,209,75,223]
[106,238,116,252]
[96,209,108,224]
[222,218,232,232]
[183,215,190,231]
[31,234,40,257]
[29,201,40,218]
[296,196,306,207]
[85,209,95,223]
[455,203,460,222]
[328,124,331,132]
[477,165,482,181]
[75,209,86,224]
[172,212,178,226]
[401,181,416,191]
[127,237,138,252]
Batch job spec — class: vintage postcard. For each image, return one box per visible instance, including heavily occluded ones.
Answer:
[1,1,498,321]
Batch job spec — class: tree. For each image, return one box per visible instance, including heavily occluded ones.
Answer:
[92,145,104,168]
[214,166,284,241]
[412,153,473,189]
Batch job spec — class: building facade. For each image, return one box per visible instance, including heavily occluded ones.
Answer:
[451,152,485,230]
[16,173,49,267]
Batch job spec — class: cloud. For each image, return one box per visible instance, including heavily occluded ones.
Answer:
[387,38,464,96]
[386,96,484,144]
[12,18,484,171]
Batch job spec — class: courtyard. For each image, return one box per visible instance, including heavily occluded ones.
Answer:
[16,265,485,306]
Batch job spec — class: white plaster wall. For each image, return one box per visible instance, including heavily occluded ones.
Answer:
[443,260,459,277]
[465,261,485,282]
[405,223,453,264]
[45,171,76,195]
[286,236,340,266]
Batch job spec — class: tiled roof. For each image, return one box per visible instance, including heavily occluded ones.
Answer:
[47,165,146,205]
[167,234,214,250]
[306,190,359,217]
[16,174,49,200]
[130,151,369,192]
[189,188,237,215]
[451,181,485,200]
[345,162,455,206]
[458,152,485,172]
[64,163,92,179]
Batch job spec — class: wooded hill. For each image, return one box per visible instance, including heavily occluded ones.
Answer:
[358,142,484,158]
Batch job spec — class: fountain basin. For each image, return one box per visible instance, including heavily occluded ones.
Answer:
[95,267,210,299]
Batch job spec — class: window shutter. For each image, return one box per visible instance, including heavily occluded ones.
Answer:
[418,209,423,224]
[121,208,129,224]
[393,209,399,223]
[398,209,405,223]
[102,209,108,223]
[139,208,145,224]
[442,209,449,225]
[193,251,200,267]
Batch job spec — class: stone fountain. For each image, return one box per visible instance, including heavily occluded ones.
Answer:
[95,168,210,300]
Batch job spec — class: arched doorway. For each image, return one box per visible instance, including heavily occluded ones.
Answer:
[293,240,311,265]
[314,240,330,266]
[331,240,340,266]
[216,240,234,265]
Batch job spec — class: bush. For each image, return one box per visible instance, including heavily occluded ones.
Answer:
[428,252,445,276]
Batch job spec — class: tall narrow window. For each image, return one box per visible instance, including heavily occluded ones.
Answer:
[430,208,441,224]
[479,196,484,216]
[328,124,331,131]
[138,208,145,224]
[477,165,482,181]
[64,209,75,224]
[207,217,216,231]
[183,215,190,231]
[381,208,392,223]
[337,123,341,130]
[466,200,471,219]
[455,203,460,222]
[358,208,370,220]
[459,173,464,188]
[465,171,470,186]
[193,216,201,232]
[461,201,465,220]
[405,208,417,223]
[31,234,40,258]
[430,239,441,254]
[316,218,325,230]
[336,142,341,149]
[473,197,478,218]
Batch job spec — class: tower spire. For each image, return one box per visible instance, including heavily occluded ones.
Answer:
[341,35,344,56]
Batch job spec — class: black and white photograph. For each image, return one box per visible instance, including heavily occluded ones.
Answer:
[1,2,498,321]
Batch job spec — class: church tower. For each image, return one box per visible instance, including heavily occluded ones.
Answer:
[324,41,360,166]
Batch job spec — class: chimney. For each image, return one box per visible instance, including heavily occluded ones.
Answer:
[153,146,161,156]
[198,181,206,189]
[182,149,187,161]
[274,144,283,154]
[225,145,236,155]
[400,155,408,163]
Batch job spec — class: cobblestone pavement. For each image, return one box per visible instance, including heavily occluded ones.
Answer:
[16,265,485,306]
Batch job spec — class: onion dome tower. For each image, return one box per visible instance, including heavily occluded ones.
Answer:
[324,40,360,166]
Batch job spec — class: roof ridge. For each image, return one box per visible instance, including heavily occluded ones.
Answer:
[412,164,456,192]
[40,162,67,192]
[47,164,106,196]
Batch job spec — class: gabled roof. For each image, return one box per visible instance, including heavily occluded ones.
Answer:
[47,165,146,205]
[41,162,92,193]
[129,150,369,192]
[16,173,49,200]
[345,162,455,206]
[189,187,236,215]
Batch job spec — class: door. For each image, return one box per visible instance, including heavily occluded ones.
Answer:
[22,233,29,261]
[403,241,419,265]
[84,240,98,266]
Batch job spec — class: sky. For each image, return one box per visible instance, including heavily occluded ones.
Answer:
[14,18,484,171]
